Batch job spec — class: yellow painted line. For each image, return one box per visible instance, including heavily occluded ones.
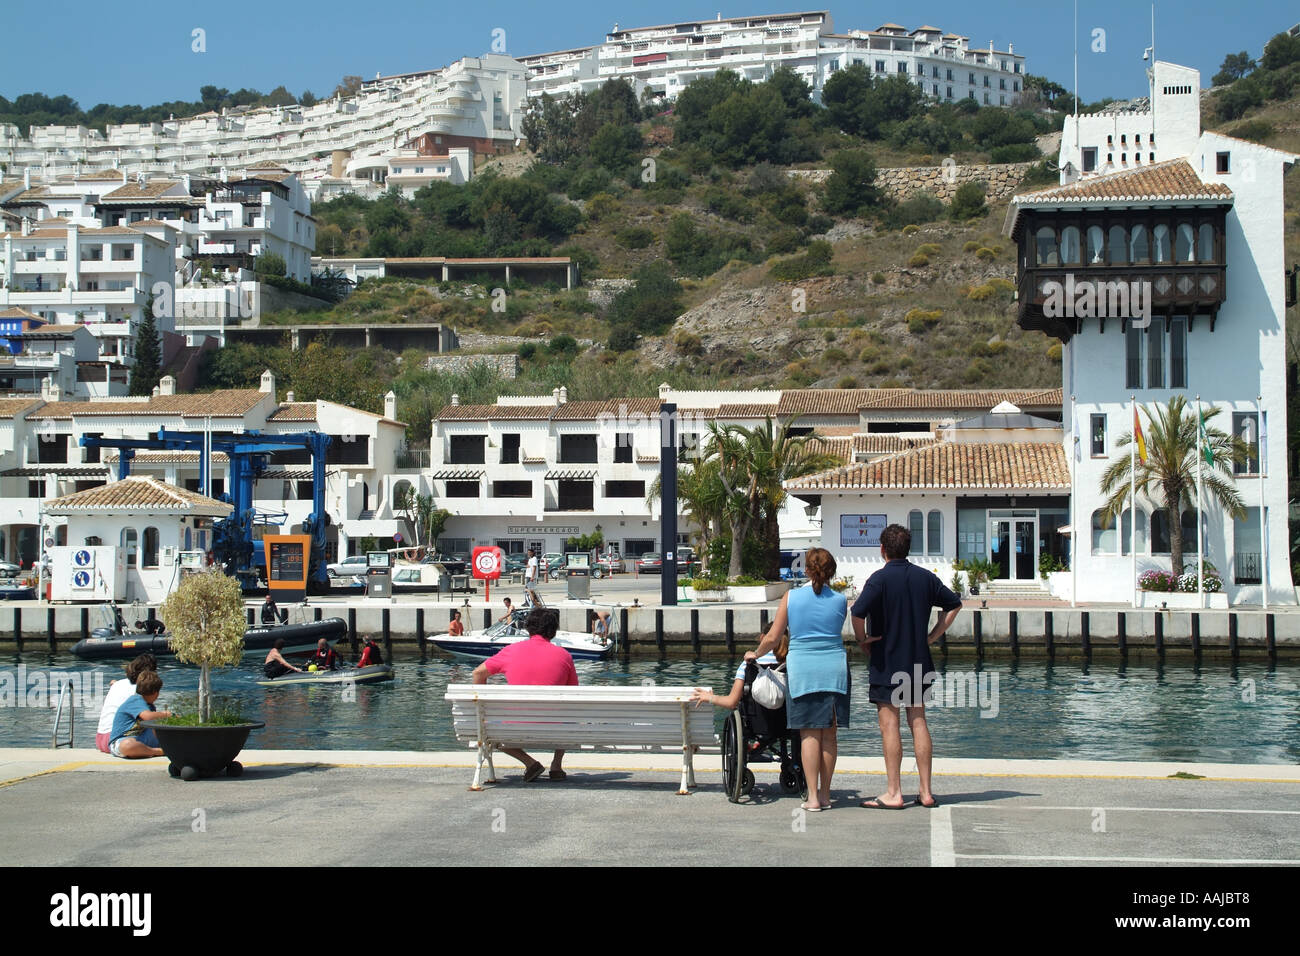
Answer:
[0,760,105,789]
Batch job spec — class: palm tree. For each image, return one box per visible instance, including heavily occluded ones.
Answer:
[709,417,842,579]
[1099,396,1247,579]
[646,455,728,573]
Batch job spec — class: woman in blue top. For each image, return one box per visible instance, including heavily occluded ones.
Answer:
[747,548,848,811]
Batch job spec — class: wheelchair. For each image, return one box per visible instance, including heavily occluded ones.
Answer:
[721,659,807,803]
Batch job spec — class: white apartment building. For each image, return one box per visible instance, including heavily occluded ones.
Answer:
[0,220,175,363]
[381,148,473,198]
[0,321,126,399]
[429,384,1061,562]
[518,12,1025,106]
[0,371,422,582]
[0,55,528,193]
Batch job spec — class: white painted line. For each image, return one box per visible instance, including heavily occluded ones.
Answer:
[930,805,955,867]
[955,806,1300,815]
[955,854,1300,865]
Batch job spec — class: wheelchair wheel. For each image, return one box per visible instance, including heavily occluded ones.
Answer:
[721,709,747,803]
[779,766,801,793]
[742,769,755,796]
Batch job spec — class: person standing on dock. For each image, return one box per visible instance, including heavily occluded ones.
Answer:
[524,550,540,605]
[851,524,961,811]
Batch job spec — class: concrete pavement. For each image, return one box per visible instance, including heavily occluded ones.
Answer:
[2,749,1297,866]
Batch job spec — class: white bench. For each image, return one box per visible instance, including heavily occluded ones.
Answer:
[445,684,718,794]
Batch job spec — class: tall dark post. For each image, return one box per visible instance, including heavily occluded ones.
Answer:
[660,402,678,607]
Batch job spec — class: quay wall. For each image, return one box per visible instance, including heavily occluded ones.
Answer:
[2,602,1297,659]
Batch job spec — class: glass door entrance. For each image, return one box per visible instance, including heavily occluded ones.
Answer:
[989,514,1037,580]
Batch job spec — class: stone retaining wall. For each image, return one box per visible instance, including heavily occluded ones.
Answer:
[790,161,1036,203]
[422,354,520,379]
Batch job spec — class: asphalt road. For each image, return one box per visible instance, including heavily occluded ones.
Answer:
[3,755,1297,867]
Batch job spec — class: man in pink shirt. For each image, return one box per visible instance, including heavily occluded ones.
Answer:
[472,607,577,782]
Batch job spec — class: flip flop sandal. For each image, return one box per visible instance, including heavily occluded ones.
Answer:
[859,797,906,810]
[523,763,545,783]
[913,797,941,809]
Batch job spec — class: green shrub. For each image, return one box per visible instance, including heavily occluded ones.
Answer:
[902,224,920,235]
[870,271,886,284]
[907,252,930,267]
[975,246,998,262]
[1047,343,1063,362]
[836,375,858,388]
[916,243,941,256]
[768,239,834,281]
[615,226,655,249]
[517,342,537,359]
[1227,119,1273,143]
[823,347,848,362]
[962,240,981,253]
[547,333,579,356]
[949,181,987,221]
[882,192,945,230]
[674,331,704,354]
[990,142,1040,163]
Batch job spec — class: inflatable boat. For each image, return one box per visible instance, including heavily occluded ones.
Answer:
[428,609,615,661]
[71,613,347,660]
[256,664,395,687]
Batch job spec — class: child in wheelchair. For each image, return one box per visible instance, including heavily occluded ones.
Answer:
[691,633,806,802]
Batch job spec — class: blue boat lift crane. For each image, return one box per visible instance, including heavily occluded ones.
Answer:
[80,429,334,592]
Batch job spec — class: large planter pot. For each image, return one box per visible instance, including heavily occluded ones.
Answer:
[685,587,729,603]
[154,722,265,781]
[728,582,792,604]
[1137,591,1228,610]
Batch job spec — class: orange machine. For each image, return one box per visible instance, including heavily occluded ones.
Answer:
[264,534,312,603]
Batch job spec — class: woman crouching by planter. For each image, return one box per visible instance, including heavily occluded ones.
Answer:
[745,548,848,812]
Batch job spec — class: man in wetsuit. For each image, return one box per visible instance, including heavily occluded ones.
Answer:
[307,638,340,671]
[358,634,384,668]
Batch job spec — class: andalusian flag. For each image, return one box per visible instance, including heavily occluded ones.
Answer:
[1199,409,1214,466]
[1133,406,1148,464]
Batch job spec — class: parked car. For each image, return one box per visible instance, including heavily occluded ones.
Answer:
[327,554,370,578]
[636,552,664,574]
[0,560,21,578]
[423,552,467,575]
[542,552,564,579]
[503,553,528,575]
[592,555,624,578]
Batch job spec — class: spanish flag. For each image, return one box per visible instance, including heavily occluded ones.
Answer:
[1133,405,1148,464]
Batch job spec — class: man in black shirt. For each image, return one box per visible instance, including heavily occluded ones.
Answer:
[851,523,962,810]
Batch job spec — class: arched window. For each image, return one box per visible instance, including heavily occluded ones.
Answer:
[121,528,138,567]
[1152,224,1171,263]
[1086,225,1105,264]
[142,527,160,569]
[1060,226,1082,265]
[1035,226,1059,266]
[1175,222,1195,262]
[908,510,924,548]
[1129,223,1149,263]
[1197,224,1215,263]
[1120,508,1148,555]
[927,510,943,555]
[1108,225,1128,264]
[1092,509,1117,554]
[1181,508,1201,560]
[1150,510,1171,554]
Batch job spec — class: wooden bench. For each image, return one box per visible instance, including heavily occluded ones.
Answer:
[445,684,718,794]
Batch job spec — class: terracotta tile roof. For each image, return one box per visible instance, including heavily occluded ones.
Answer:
[1010,159,1233,206]
[268,402,318,422]
[852,434,936,455]
[0,307,43,320]
[18,324,83,335]
[857,388,1062,410]
[635,453,660,464]
[28,389,266,420]
[128,219,176,229]
[711,403,778,418]
[98,180,184,200]
[437,403,553,421]
[3,186,51,203]
[75,170,129,181]
[553,398,661,420]
[43,476,233,515]
[777,389,909,416]
[786,441,1070,491]
[246,161,290,170]
[0,398,42,419]
[806,435,854,464]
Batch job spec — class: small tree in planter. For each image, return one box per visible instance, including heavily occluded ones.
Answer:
[161,569,246,722]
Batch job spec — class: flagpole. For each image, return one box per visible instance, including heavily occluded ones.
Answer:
[1070,394,1078,608]
[1131,395,1137,609]
[1196,395,1205,610]
[1258,394,1267,609]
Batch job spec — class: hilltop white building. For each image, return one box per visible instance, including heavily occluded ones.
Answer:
[519,12,1025,106]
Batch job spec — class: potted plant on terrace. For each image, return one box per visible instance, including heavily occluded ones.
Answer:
[155,569,264,780]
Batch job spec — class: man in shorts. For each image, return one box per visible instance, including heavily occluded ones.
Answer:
[851,523,961,810]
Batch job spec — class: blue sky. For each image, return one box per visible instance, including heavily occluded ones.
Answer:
[4,1,1293,108]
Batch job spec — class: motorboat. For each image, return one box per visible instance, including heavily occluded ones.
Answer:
[427,608,615,661]
[70,602,347,660]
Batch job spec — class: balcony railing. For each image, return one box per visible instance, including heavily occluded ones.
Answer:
[1017,264,1226,339]
[1234,552,1261,586]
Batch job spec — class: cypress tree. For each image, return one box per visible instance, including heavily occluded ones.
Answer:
[129,301,162,396]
